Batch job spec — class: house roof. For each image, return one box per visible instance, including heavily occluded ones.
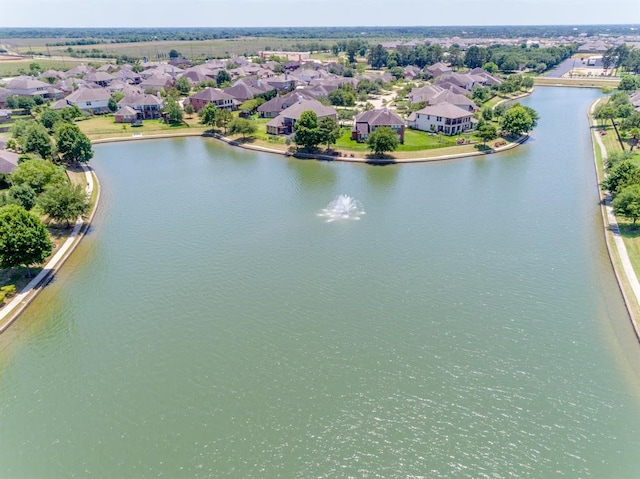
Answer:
[118,93,163,108]
[6,76,49,91]
[65,87,111,103]
[189,87,234,102]
[115,105,137,116]
[415,102,473,119]
[0,149,19,174]
[257,91,314,113]
[279,98,337,121]
[354,108,404,126]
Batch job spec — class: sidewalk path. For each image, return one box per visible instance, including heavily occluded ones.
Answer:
[0,165,95,332]
[591,102,640,339]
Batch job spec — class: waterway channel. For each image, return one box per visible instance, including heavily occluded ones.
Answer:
[1,86,640,478]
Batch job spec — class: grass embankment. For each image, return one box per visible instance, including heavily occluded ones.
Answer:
[594,114,640,300]
[77,115,208,140]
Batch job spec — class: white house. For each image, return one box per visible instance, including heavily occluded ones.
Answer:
[64,87,111,114]
[407,103,474,135]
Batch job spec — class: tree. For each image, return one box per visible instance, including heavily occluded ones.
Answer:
[107,96,118,112]
[500,104,537,136]
[618,75,640,93]
[317,116,341,150]
[39,108,62,131]
[464,46,488,69]
[346,40,360,64]
[294,110,320,149]
[55,123,94,164]
[215,109,233,134]
[7,184,37,211]
[169,49,181,59]
[368,44,388,69]
[476,123,498,146]
[603,160,640,196]
[38,182,89,228]
[175,76,192,95]
[163,97,183,125]
[184,103,195,118]
[367,126,399,157]
[0,204,53,276]
[216,70,231,87]
[482,62,499,74]
[612,184,640,225]
[24,123,52,159]
[227,118,256,139]
[10,159,66,194]
[199,102,218,128]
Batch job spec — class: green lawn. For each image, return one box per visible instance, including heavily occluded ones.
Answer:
[76,115,207,140]
[335,127,469,153]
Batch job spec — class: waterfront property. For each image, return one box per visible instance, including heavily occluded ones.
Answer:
[407,102,475,135]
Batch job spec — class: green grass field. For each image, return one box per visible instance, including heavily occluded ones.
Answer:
[76,115,207,140]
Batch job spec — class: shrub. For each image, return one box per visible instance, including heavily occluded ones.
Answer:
[1,285,16,296]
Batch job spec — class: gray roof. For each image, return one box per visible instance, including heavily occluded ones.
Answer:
[189,87,234,102]
[354,108,404,127]
[415,103,473,120]
[279,99,337,121]
[65,87,111,103]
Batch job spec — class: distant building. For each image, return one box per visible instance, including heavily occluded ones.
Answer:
[259,51,311,62]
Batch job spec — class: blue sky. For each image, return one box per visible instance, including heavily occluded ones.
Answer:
[1,0,639,28]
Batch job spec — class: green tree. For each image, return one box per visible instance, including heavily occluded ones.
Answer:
[612,184,640,225]
[60,105,83,122]
[199,102,218,128]
[317,116,341,150]
[294,110,320,149]
[184,103,195,118]
[482,62,499,74]
[10,159,66,194]
[108,96,118,112]
[367,44,388,69]
[367,126,399,157]
[465,46,488,69]
[38,182,89,228]
[500,104,537,136]
[175,76,192,95]
[55,123,94,164]
[618,75,640,93]
[163,97,183,125]
[476,123,498,145]
[603,160,640,196]
[227,118,257,139]
[216,70,231,87]
[0,204,53,276]
[7,184,37,211]
[169,49,181,59]
[39,108,62,131]
[24,123,52,159]
[215,109,233,134]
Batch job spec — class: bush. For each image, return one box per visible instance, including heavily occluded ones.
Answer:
[1,284,16,296]
[0,291,6,305]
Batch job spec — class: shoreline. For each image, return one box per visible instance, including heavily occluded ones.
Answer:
[0,90,534,332]
[0,165,100,333]
[588,99,640,342]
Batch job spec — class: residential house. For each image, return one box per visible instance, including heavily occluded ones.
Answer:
[63,87,111,114]
[426,62,452,78]
[118,93,164,119]
[186,88,235,112]
[257,91,314,118]
[114,105,138,123]
[84,71,117,87]
[5,76,50,97]
[265,74,296,92]
[0,88,12,108]
[0,109,11,124]
[266,99,337,135]
[352,108,405,143]
[407,103,474,135]
[0,147,19,174]
[408,85,477,112]
[139,74,174,94]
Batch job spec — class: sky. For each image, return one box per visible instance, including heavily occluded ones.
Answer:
[1,0,639,28]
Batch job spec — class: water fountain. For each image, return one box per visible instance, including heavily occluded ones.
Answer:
[318,194,365,222]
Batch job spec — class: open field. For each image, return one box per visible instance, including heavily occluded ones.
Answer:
[534,76,620,88]
[0,58,106,77]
